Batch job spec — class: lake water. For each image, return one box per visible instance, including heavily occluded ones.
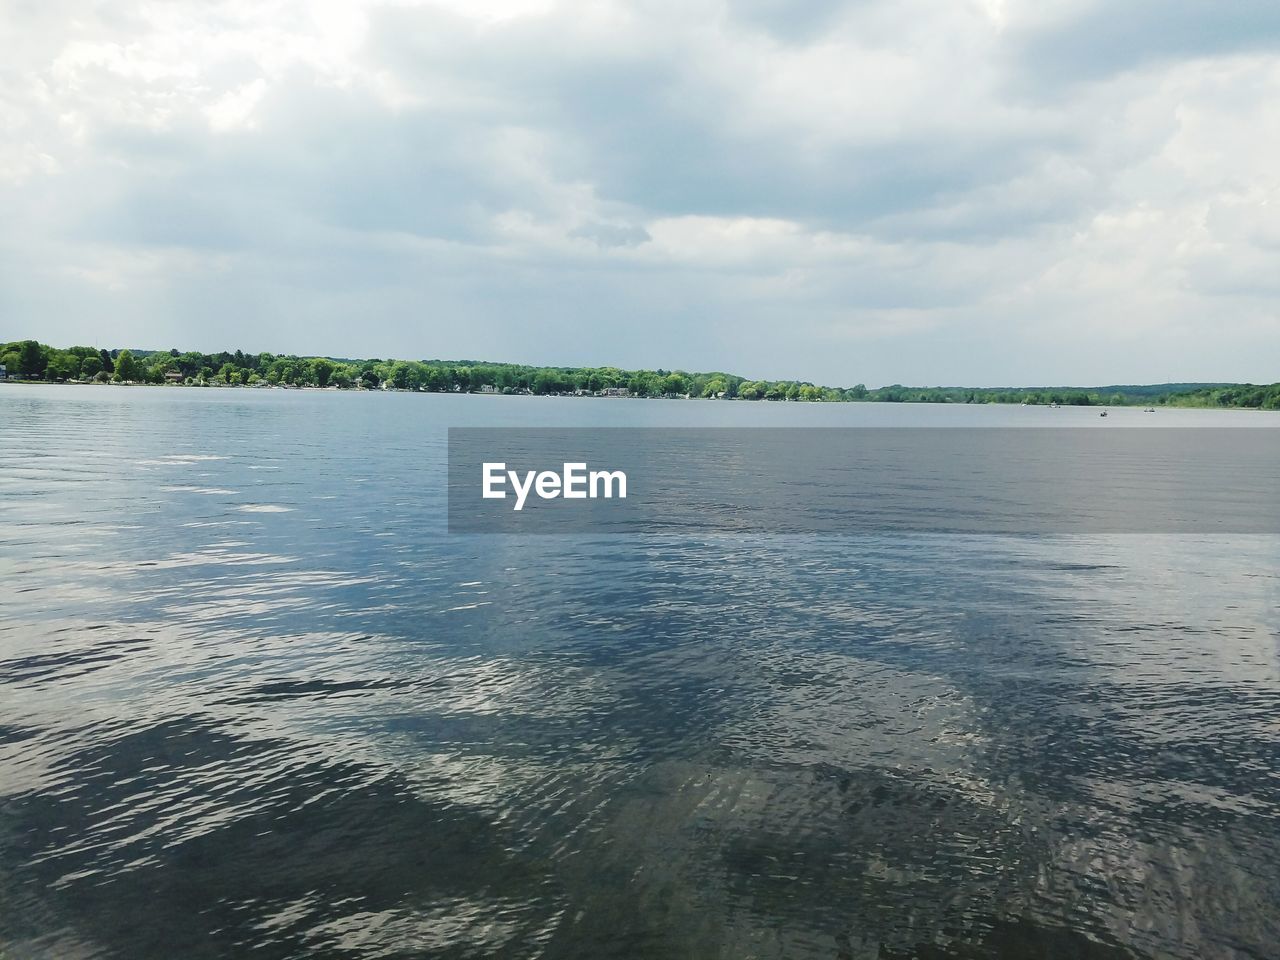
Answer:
[1,384,1278,959]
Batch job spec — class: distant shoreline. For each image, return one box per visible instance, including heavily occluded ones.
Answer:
[3,339,1277,409]
[3,376,1276,412]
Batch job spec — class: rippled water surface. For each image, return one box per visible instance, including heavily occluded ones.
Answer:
[2,385,1278,959]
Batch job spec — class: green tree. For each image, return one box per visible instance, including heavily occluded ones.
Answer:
[390,362,415,390]
[45,352,80,381]
[312,358,335,388]
[661,372,688,396]
[627,371,656,397]
[18,340,46,378]
[113,349,140,382]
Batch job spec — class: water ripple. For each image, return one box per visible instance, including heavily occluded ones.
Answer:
[1,387,1278,959]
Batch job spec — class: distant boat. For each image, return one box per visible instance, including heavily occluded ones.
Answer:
[1099,409,1108,417]
[1144,407,1155,413]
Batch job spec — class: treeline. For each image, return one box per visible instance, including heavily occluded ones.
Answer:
[2,339,1276,408]
[1156,383,1280,409]
[0,339,864,398]
[868,383,1277,408]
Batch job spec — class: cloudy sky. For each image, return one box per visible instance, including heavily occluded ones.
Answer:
[2,0,1278,385]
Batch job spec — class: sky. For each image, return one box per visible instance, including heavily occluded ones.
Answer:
[1,0,1278,387]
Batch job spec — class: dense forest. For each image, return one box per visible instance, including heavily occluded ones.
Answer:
[3,339,1277,408]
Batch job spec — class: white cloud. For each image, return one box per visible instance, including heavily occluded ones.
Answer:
[1,0,1279,384]
[206,79,270,132]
